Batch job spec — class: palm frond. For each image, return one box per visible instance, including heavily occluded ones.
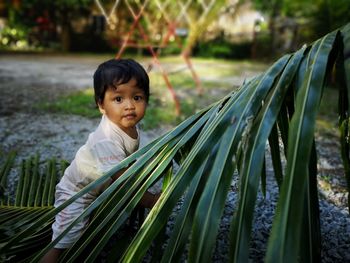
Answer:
[0,153,60,262]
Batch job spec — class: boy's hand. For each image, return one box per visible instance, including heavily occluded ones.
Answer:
[151,192,161,207]
[111,168,127,182]
[141,191,161,208]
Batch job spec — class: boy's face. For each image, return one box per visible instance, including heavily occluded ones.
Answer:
[98,78,147,138]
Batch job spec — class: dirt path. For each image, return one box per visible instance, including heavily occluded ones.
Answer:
[0,54,103,115]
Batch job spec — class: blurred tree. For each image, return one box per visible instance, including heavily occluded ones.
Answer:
[252,0,350,49]
[8,0,93,51]
[251,0,282,53]
[283,0,350,39]
[182,0,234,57]
[54,0,92,51]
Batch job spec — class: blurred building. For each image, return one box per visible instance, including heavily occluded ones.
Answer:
[215,2,264,42]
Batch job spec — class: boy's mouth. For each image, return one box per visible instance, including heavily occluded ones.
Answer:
[123,113,137,119]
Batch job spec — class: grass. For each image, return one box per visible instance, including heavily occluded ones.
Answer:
[38,79,217,130]
[40,89,100,118]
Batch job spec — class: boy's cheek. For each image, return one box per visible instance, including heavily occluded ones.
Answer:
[141,104,147,114]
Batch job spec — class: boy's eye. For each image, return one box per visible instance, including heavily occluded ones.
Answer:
[134,95,143,101]
[114,97,122,102]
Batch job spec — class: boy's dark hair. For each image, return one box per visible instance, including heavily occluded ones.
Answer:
[93,58,150,105]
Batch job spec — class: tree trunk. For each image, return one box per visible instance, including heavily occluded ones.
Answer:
[269,0,282,55]
[60,10,71,52]
[61,23,71,52]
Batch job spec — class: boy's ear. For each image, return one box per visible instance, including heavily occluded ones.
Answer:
[98,102,105,115]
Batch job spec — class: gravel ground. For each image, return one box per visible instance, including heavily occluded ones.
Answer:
[0,54,349,262]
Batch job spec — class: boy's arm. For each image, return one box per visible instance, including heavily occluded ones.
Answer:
[111,168,127,182]
[140,191,161,208]
[111,169,160,208]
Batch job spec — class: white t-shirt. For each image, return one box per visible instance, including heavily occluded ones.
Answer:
[52,114,139,248]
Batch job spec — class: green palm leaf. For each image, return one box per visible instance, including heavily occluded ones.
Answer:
[230,47,306,262]
[0,154,58,262]
[265,30,339,262]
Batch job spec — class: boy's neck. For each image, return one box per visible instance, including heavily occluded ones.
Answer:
[103,115,138,139]
[121,125,138,139]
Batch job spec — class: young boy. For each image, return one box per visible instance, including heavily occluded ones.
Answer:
[41,59,159,262]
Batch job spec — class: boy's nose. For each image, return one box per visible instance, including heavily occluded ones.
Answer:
[125,99,135,109]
